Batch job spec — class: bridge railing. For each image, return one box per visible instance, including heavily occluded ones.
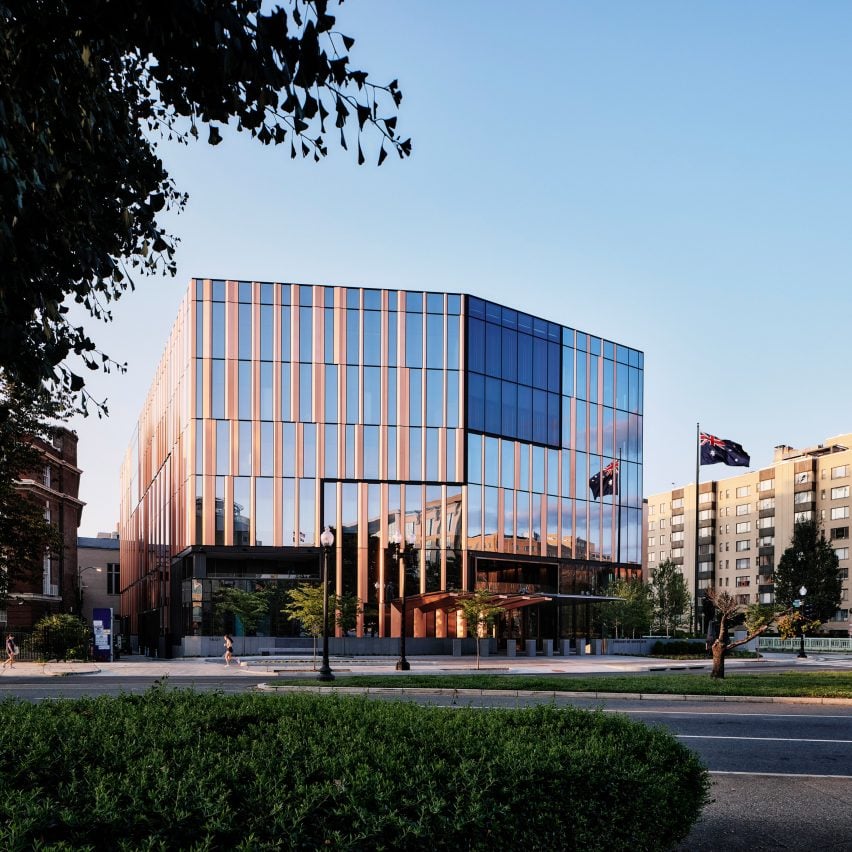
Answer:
[758,636,852,653]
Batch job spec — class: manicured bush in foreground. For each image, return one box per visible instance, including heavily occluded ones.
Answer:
[0,689,708,851]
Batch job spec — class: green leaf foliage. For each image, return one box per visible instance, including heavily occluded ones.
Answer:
[0,691,708,850]
[650,560,690,636]
[774,520,842,627]
[30,613,90,661]
[0,1,410,408]
[281,582,363,637]
[599,578,653,638]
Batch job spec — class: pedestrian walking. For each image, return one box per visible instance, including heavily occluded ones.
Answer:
[223,634,237,666]
[4,633,18,669]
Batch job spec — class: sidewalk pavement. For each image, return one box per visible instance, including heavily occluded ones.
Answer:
[1,651,833,678]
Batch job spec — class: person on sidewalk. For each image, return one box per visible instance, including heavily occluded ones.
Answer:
[223,634,238,666]
[3,633,18,668]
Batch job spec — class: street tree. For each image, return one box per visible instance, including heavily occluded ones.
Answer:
[774,520,842,630]
[599,578,653,638]
[650,560,690,636]
[0,0,409,410]
[281,582,362,668]
[454,588,505,670]
[214,586,272,635]
[704,589,802,679]
[0,378,64,609]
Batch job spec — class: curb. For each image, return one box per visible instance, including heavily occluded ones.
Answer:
[255,684,852,705]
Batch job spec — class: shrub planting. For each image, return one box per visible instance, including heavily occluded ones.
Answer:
[0,689,708,850]
[651,639,707,657]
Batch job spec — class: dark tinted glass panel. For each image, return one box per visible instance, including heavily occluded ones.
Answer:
[532,389,547,445]
[485,323,501,378]
[533,317,547,339]
[485,377,501,434]
[501,328,517,381]
[405,313,422,367]
[533,338,547,387]
[501,307,517,329]
[467,297,485,319]
[517,333,533,385]
[547,342,560,393]
[517,312,533,334]
[547,393,560,447]
[501,381,516,437]
[468,373,484,432]
[616,363,629,410]
[517,385,532,441]
[468,318,485,374]
[485,302,501,323]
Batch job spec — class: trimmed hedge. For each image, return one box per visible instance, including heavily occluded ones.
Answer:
[651,639,708,656]
[0,689,708,850]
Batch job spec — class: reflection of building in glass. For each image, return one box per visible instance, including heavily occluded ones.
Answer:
[120,280,644,655]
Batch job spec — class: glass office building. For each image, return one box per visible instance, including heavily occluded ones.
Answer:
[120,279,643,655]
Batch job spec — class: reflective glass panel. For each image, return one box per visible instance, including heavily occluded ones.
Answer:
[260,306,273,360]
[233,477,251,546]
[446,315,460,370]
[216,421,229,475]
[484,436,499,486]
[426,369,443,427]
[364,310,381,365]
[364,425,379,479]
[212,304,225,358]
[281,363,291,421]
[299,306,313,361]
[409,427,421,480]
[299,363,312,421]
[324,424,337,478]
[239,421,252,476]
[427,314,443,369]
[446,371,459,429]
[346,365,359,423]
[238,361,251,419]
[325,365,337,422]
[468,433,482,484]
[255,478,274,546]
[282,423,295,477]
[239,304,252,360]
[260,422,273,476]
[260,363,273,420]
[364,366,380,424]
[406,312,422,367]
[303,423,316,478]
[409,369,422,426]
[299,478,315,545]
[347,309,360,365]
[425,428,439,481]
[281,306,291,361]
[212,360,225,418]
[282,478,296,545]
[196,302,204,357]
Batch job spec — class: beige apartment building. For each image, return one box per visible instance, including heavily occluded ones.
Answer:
[645,434,852,635]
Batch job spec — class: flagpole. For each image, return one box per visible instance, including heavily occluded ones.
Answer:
[616,448,622,568]
[694,422,701,634]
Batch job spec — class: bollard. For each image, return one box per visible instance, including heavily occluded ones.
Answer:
[543,639,553,657]
[525,639,537,657]
[577,637,586,656]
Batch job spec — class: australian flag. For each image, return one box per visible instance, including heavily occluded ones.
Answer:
[700,432,750,467]
[590,459,619,500]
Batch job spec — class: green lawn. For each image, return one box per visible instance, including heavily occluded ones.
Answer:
[270,671,852,698]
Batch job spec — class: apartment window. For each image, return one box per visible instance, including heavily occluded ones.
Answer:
[671,513,684,526]
[832,526,849,540]
[831,465,849,480]
[735,522,751,534]
[659,551,667,561]
[671,530,684,542]
[794,511,814,523]
[758,479,774,491]
[699,492,714,504]
[659,502,667,512]
[671,547,684,558]
[736,486,750,498]
[757,516,773,530]
[699,509,713,521]
[671,498,684,510]
[648,520,656,531]
[735,558,749,570]
[649,505,655,515]
[832,486,850,500]
[736,503,750,516]
[648,537,656,547]
[698,544,714,556]
[659,518,666,528]
[835,548,849,561]
[736,540,750,552]
[648,553,656,562]
[758,535,774,548]
[659,534,667,545]
[736,594,750,605]
[795,472,811,485]
[736,576,750,587]
[831,506,850,520]
[758,497,775,511]
[794,491,814,505]
[107,563,120,595]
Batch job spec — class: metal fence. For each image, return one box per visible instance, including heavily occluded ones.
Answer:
[3,626,92,662]
[758,636,852,653]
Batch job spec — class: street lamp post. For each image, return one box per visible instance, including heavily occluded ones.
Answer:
[797,585,808,659]
[318,526,335,682]
[390,530,415,671]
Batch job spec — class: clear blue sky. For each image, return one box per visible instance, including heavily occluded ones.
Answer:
[72,0,852,535]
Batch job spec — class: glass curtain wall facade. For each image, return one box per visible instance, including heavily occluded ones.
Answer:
[120,279,643,654]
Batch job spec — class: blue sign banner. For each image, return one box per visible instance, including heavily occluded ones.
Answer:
[92,607,113,663]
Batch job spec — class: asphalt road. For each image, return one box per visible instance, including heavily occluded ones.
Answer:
[2,676,851,850]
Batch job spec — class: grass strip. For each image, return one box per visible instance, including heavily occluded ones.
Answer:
[269,671,852,698]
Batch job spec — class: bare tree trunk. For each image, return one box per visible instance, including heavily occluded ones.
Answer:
[710,640,726,679]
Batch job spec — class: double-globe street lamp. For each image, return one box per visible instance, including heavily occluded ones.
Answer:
[797,585,808,659]
[389,530,415,671]
[318,526,335,682]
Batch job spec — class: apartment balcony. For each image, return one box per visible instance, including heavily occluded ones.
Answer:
[758,508,775,520]
[41,578,60,597]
